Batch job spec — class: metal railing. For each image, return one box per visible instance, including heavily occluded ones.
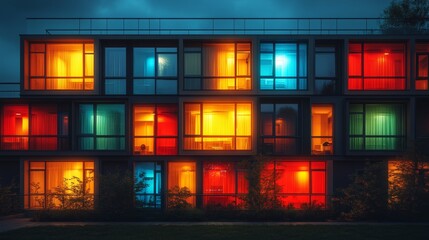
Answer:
[24,17,429,35]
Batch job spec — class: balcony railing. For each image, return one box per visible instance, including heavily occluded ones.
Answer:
[25,17,429,35]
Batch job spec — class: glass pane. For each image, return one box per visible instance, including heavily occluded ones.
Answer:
[79,104,93,134]
[184,78,201,90]
[275,104,298,136]
[203,103,235,136]
[418,55,428,78]
[203,43,235,77]
[105,79,126,95]
[156,79,177,94]
[260,78,273,90]
[298,43,307,77]
[134,79,155,94]
[184,104,200,135]
[316,53,335,77]
[134,48,155,77]
[105,48,126,77]
[96,104,125,135]
[157,105,178,136]
[157,53,177,77]
[185,52,201,76]
[275,43,296,77]
[315,79,335,95]
[168,162,196,207]
[275,78,296,90]
[46,44,83,77]
[260,53,273,76]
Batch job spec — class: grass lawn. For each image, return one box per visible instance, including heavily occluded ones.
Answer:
[0,225,428,240]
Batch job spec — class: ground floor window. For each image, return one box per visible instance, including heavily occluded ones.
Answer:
[135,162,162,208]
[24,160,94,209]
[167,162,196,207]
[264,161,326,208]
[202,162,247,208]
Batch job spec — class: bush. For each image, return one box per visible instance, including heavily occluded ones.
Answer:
[336,162,387,220]
[0,181,19,216]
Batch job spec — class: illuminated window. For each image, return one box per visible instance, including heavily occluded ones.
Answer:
[1,104,69,151]
[78,104,125,150]
[260,42,307,90]
[260,103,300,154]
[311,105,333,155]
[135,162,162,208]
[315,44,337,94]
[133,47,177,94]
[168,162,196,207]
[105,47,126,95]
[133,104,178,155]
[26,42,94,91]
[184,43,251,90]
[24,160,94,209]
[184,102,252,151]
[349,103,406,151]
[263,161,326,209]
[348,42,406,90]
[416,43,429,90]
[203,162,247,207]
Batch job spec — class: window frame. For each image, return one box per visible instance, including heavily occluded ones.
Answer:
[259,42,308,91]
[184,42,252,91]
[183,102,252,151]
[25,41,94,91]
[77,103,125,151]
[348,42,407,91]
[133,104,178,155]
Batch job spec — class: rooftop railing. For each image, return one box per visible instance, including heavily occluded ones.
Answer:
[25,17,428,35]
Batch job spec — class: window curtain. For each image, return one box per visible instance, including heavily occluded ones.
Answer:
[96,104,125,150]
[365,104,403,150]
[203,104,234,136]
[364,52,405,90]
[1,105,29,150]
[168,162,196,206]
[134,48,155,77]
[203,162,235,194]
[30,105,57,150]
[203,44,235,77]
[105,48,126,94]
[46,44,83,90]
[277,162,310,194]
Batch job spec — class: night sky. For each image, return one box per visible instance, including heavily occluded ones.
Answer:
[0,0,392,84]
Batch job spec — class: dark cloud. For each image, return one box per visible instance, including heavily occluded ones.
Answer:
[0,0,392,83]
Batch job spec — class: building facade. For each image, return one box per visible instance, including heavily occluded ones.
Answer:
[1,19,428,211]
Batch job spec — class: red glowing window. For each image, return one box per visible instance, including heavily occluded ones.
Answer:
[134,104,178,155]
[263,161,326,209]
[416,43,429,90]
[1,104,59,150]
[348,43,406,90]
[203,162,247,207]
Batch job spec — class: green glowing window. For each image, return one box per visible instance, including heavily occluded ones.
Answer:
[349,103,405,151]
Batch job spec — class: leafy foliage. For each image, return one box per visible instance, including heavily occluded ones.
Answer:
[388,142,429,218]
[0,180,19,215]
[380,0,429,33]
[337,162,387,220]
[239,155,282,211]
[166,186,192,209]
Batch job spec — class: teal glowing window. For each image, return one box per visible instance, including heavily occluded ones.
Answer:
[78,104,125,150]
[349,103,406,151]
[260,43,307,90]
[135,162,162,208]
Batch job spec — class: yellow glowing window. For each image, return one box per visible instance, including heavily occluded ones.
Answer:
[24,160,94,209]
[184,102,252,150]
[26,41,94,91]
[184,42,251,90]
[311,104,333,155]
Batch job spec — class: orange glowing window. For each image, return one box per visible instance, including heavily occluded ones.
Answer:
[265,161,326,209]
[168,162,196,207]
[26,41,94,91]
[348,42,406,90]
[133,104,178,155]
[24,160,94,209]
[1,104,64,151]
[311,104,333,155]
[184,102,252,151]
[202,162,246,207]
[184,42,251,90]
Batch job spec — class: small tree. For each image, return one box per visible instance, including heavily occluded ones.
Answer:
[388,141,429,217]
[239,155,282,211]
[380,0,429,33]
[53,176,94,209]
[166,186,192,209]
[338,162,387,220]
